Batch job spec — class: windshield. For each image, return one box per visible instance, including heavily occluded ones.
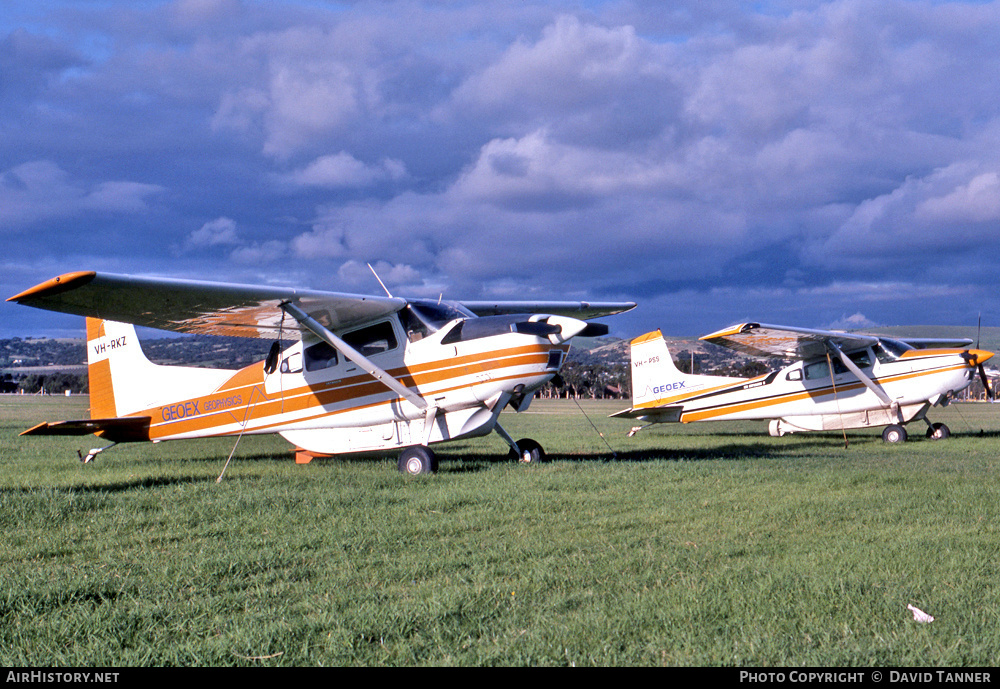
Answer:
[875,337,914,362]
[400,300,475,342]
[409,300,474,328]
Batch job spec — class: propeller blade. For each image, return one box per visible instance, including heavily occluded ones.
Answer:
[979,364,993,400]
[579,322,609,337]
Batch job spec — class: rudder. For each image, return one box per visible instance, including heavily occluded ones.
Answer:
[628,329,745,408]
[628,330,689,407]
[86,318,157,418]
[85,317,241,421]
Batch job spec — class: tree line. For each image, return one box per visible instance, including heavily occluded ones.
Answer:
[2,334,767,398]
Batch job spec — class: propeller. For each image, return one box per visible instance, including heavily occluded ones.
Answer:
[970,314,996,399]
[962,349,995,400]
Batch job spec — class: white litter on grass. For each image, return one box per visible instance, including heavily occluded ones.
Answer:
[908,604,934,623]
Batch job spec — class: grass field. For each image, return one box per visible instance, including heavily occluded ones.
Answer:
[2,395,1000,666]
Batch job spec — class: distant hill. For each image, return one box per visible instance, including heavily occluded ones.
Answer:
[5,325,999,380]
[567,326,1000,373]
[568,334,748,374]
[1,335,287,372]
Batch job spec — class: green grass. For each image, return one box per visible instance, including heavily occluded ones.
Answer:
[2,395,1000,666]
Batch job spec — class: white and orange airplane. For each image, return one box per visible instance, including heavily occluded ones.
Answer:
[614,323,994,442]
[8,271,634,474]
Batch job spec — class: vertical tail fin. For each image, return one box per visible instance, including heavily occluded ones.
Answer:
[628,330,688,408]
[627,330,743,408]
[85,318,234,418]
[86,318,159,418]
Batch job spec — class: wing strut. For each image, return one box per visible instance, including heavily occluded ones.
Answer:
[282,301,428,411]
[825,340,893,407]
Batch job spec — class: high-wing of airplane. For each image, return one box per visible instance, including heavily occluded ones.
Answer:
[8,271,635,474]
[613,323,994,443]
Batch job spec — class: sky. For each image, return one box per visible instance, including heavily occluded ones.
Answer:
[3,0,1000,341]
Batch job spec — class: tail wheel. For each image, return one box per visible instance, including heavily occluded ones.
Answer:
[882,424,908,443]
[926,423,951,440]
[507,438,545,464]
[398,445,438,475]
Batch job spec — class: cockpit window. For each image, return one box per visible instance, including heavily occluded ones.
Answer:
[803,350,873,380]
[305,341,338,371]
[343,321,398,356]
[302,320,399,371]
[805,360,832,380]
[848,350,872,369]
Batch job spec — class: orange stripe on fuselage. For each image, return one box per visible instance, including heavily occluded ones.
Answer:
[145,343,562,439]
[632,376,759,410]
[677,361,971,422]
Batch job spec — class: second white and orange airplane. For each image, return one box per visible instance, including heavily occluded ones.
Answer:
[614,323,994,442]
[8,271,634,474]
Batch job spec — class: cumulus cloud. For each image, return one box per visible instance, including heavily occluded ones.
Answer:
[278,152,406,188]
[448,130,681,208]
[0,161,163,231]
[186,217,240,248]
[229,239,288,265]
[916,171,1000,224]
[827,313,879,330]
[337,259,425,293]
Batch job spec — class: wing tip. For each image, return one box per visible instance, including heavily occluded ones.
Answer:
[700,322,757,341]
[8,271,97,303]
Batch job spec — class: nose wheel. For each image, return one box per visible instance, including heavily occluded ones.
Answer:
[508,437,545,464]
[493,422,546,463]
[925,422,950,440]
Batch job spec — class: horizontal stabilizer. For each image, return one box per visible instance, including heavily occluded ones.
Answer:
[610,406,682,422]
[21,417,151,442]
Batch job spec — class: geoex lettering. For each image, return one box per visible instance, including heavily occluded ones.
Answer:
[161,400,201,422]
[652,380,686,395]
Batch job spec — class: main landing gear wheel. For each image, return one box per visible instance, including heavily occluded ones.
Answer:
[398,445,438,475]
[882,424,908,443]
[507,438,545,464]
[926,423,951,440]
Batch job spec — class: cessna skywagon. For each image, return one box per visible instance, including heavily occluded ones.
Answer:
[613,323,993,443]
[8,271,634,474]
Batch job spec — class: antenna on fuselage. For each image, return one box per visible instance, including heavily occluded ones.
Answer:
[368,263,393,298]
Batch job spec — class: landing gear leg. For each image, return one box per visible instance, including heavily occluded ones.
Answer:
[495,423,546,464]
[925,421,951,440]
[509,438,545,464]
